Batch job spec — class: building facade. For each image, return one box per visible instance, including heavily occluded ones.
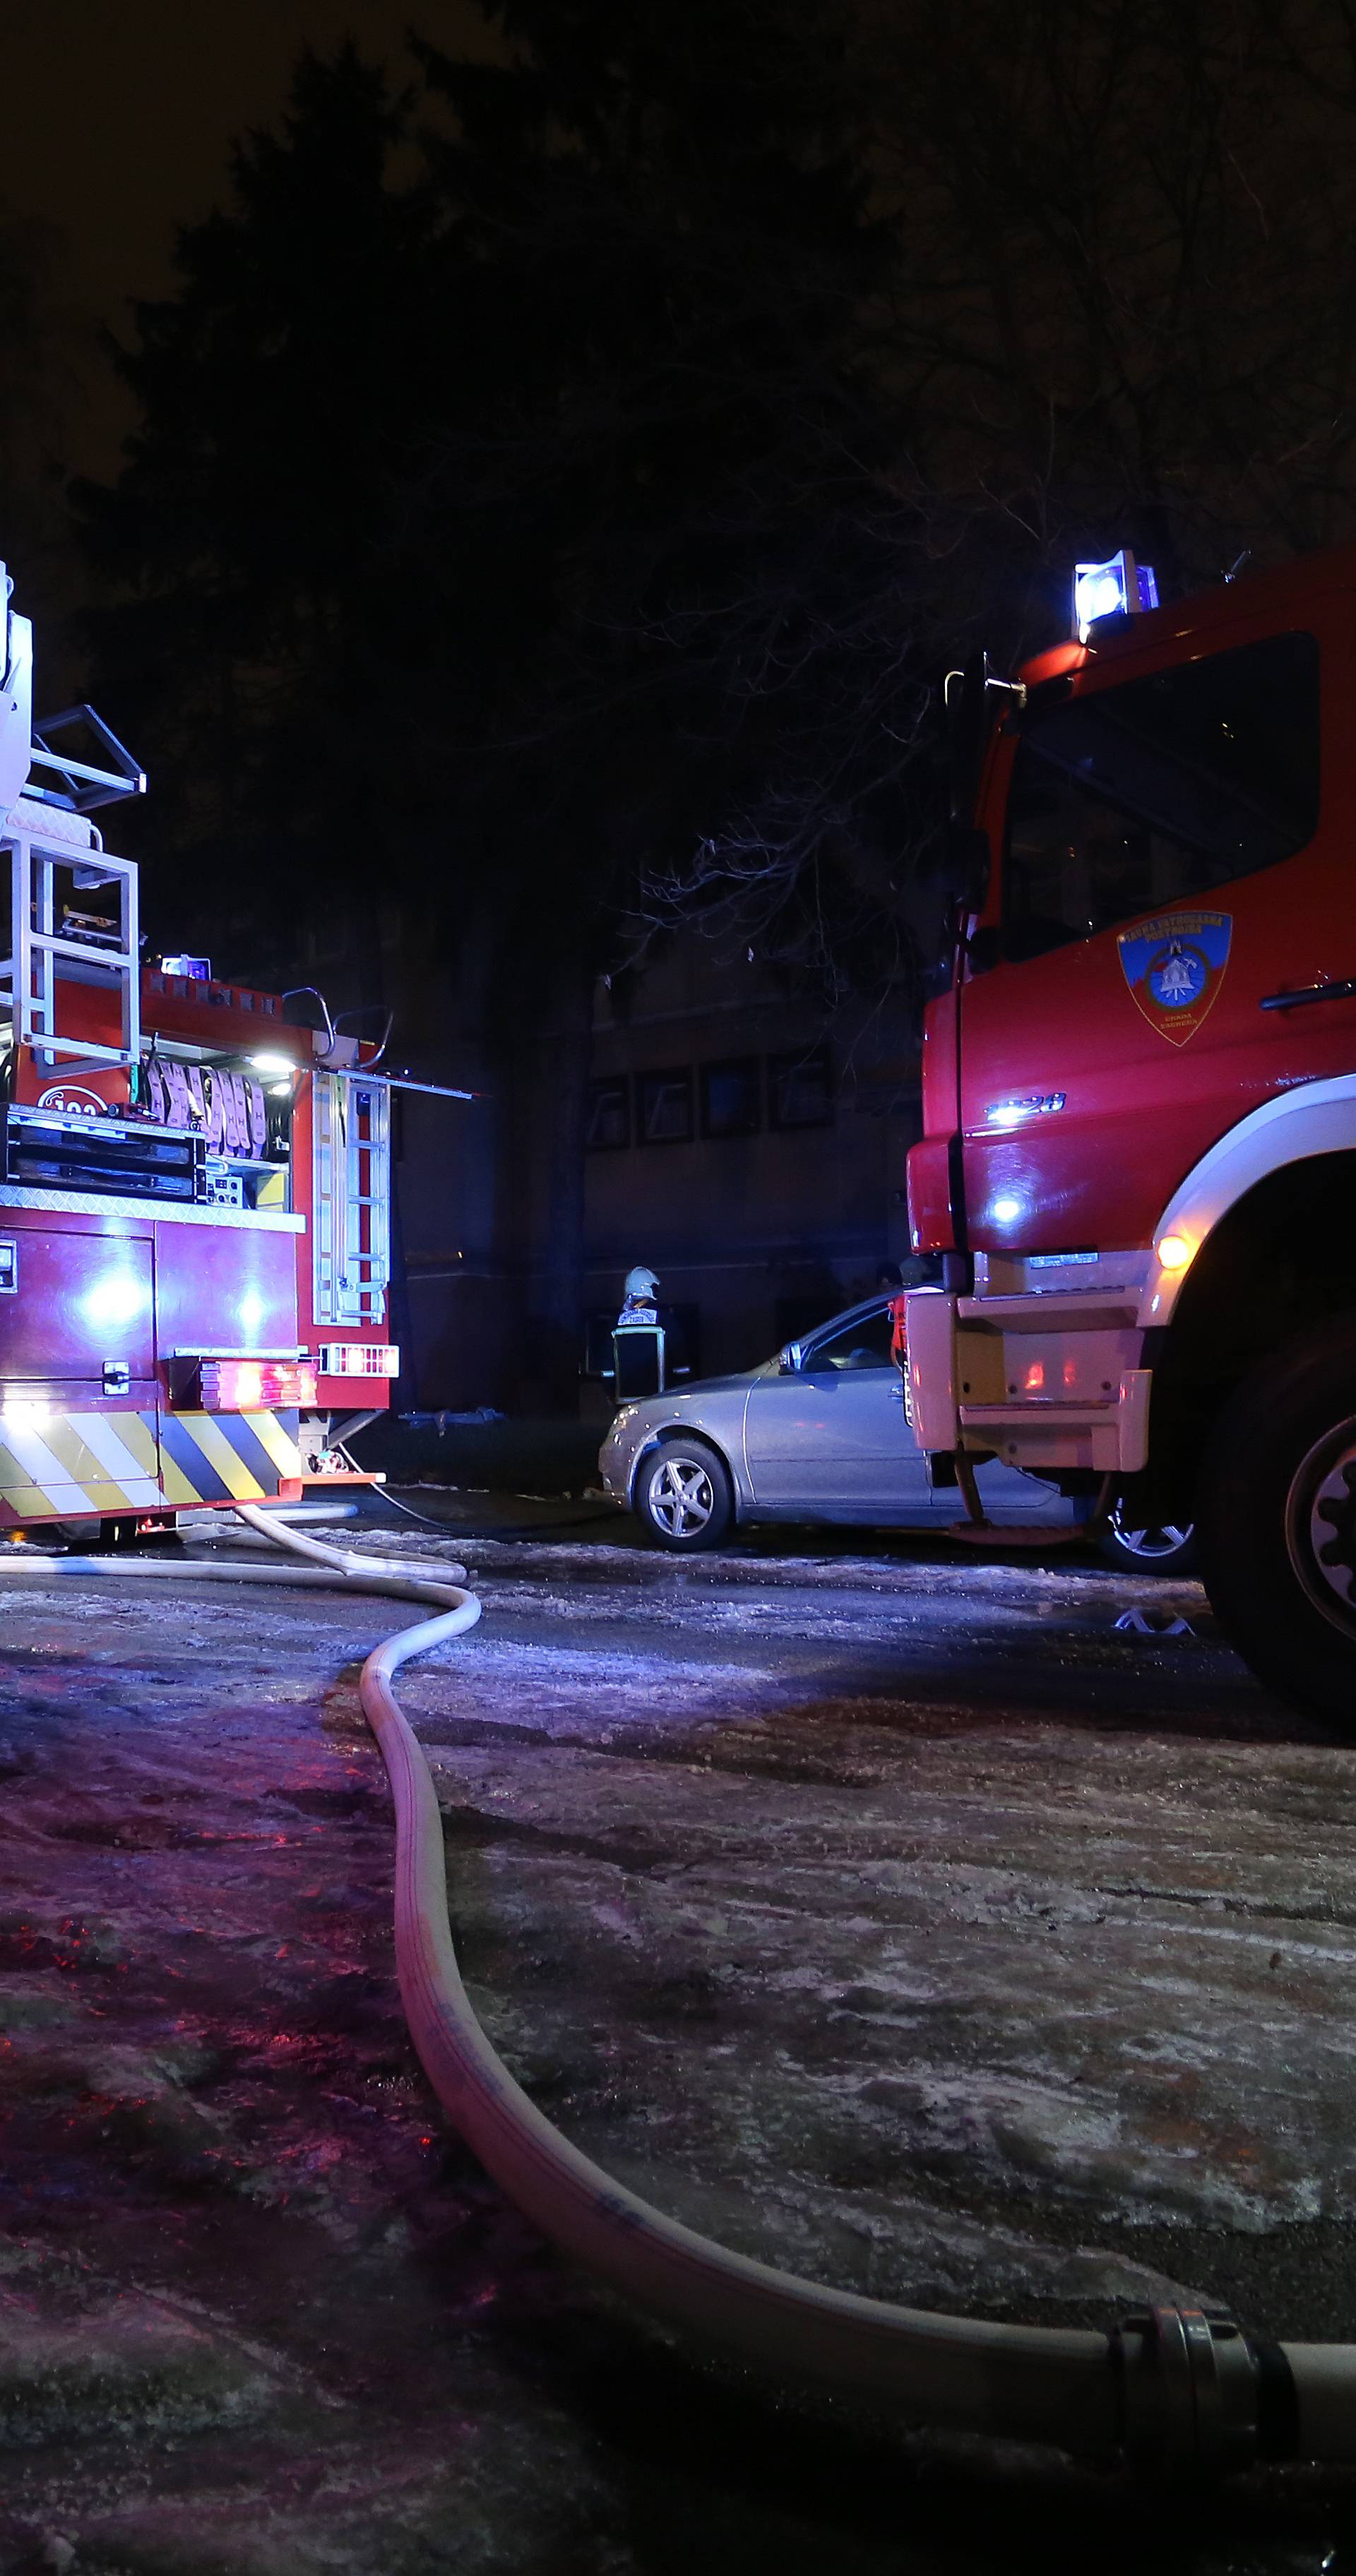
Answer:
[383,924,920,1414]
[581,937,921,1398]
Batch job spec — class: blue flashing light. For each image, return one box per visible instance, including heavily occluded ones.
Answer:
[161,953,211,981]
[1073,548,1158,643]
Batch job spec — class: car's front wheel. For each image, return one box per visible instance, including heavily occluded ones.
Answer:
[635,1438,734,1551]
[1100,1501,1197,1575]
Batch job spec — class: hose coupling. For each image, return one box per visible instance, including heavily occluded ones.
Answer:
[1114,2306,1297,2479]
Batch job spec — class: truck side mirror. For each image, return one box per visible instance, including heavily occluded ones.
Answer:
[779,1342,803,1374]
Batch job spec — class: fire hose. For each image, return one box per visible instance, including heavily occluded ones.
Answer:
[4,1505,1353,2479]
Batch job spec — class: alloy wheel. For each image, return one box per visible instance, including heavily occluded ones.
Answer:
[648,1453,715,1539]
[1109,1506,1194,1562]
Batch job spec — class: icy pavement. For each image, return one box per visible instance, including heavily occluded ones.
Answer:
[1,1537,1355,2571]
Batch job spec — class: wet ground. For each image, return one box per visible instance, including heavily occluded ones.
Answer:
[2,1498,1356,2572]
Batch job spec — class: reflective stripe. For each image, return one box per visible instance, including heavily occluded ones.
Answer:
[172,1410,266,1503]
[153,1439,206,1508]
[102,1410,162,1480]
[157,1413,234,1507]
[0,1404,300,1525]
[242,1408,304,1480]
[50,1413,157,1510]
[0,1432,54,1518]
[0,1416,89,1495]
[223,1410,297,1492]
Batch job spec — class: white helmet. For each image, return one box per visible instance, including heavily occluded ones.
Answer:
[624,1265,660,1298]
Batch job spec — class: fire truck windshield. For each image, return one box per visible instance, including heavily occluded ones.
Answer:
[1003,629,1319,964]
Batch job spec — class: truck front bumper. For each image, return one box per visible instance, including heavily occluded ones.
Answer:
[905,1285,1152,1478]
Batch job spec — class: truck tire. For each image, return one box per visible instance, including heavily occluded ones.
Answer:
[1197,1312,1356,1724]
[635,1438,734,1551]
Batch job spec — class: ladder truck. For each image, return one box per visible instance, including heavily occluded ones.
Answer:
[0,562,455,1537]
[904,539,1356,1723]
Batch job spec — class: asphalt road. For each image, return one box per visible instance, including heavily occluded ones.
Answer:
[1,1502,1355,2574]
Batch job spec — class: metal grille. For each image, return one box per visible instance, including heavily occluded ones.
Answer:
[312,1071,391,1327]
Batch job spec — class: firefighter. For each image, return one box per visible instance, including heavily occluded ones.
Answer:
[878,1260,908,1368]
[616,1264,661,1329]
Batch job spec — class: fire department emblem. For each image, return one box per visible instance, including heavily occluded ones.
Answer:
[1116,910,1232,1047]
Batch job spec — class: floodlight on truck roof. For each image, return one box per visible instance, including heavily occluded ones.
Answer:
[1073,547,1159,640]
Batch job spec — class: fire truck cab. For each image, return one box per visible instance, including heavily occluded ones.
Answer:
[1,563,398,1535]
[906,539,1356,1722]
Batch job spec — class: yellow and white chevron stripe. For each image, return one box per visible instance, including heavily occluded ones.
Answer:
[0,1407,304,1525]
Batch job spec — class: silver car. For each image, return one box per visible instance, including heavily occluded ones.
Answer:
[599,1292,1195,1570]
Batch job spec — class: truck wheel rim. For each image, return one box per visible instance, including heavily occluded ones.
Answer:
[1110,1508,1191,1559]
[1287,1422,1356,1635]
[649,1455,714,1537]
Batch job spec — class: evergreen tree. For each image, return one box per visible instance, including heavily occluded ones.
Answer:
[76,12,888,1399]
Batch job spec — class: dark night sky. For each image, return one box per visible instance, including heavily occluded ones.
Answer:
[6,0,488,473]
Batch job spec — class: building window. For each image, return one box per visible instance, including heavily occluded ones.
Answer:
[768,1046,833,1131]
[636,1067,694,1144]
[700,1056,761,1139]
[586,1075,630,1151]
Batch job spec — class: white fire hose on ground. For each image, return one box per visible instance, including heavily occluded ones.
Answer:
[3,1501,1351,2479]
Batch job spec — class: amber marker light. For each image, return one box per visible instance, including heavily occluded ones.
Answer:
[1155,1233,1194,1272]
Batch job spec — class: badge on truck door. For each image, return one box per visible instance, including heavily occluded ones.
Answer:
[1117,910,1232,1046]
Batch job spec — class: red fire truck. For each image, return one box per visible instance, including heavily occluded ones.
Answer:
[1,562,434,1537]
[905,539,1356,1722]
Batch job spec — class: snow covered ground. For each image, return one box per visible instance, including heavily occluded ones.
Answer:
[1,1524,1353,2571]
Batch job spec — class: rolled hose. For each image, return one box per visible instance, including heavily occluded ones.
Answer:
[4,1506,1352,2474]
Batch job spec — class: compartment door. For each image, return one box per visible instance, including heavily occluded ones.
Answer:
[0,1228,162,1517]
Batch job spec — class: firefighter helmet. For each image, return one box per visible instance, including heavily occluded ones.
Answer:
[624,1265,660,1298]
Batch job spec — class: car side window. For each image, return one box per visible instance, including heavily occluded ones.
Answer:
[1004,631,1320,964]
[804,1308,894,1371]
